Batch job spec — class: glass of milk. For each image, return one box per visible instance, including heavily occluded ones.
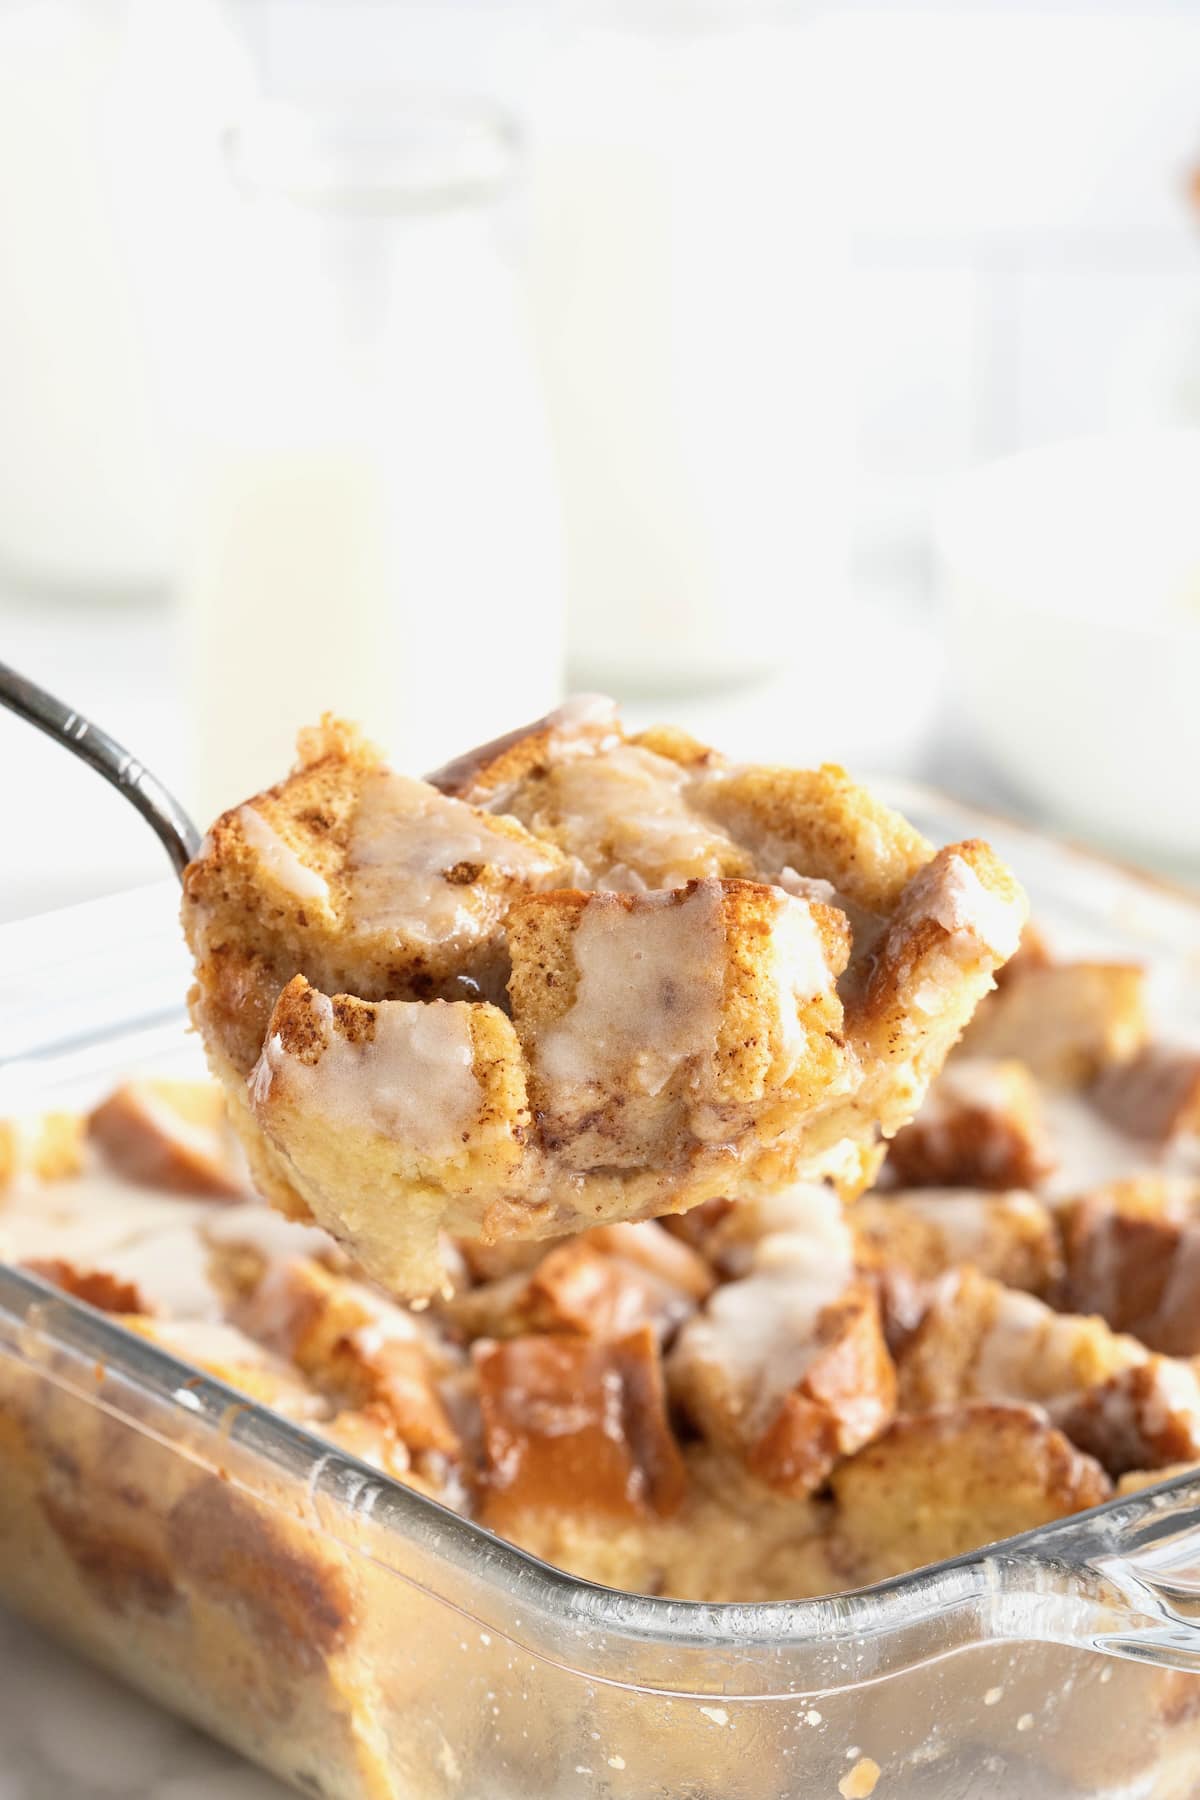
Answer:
[527,2,850,693]
[178,96,565,825]
[0,0,246,594]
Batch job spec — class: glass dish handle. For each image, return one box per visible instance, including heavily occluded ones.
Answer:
[996,1475,1200,1672]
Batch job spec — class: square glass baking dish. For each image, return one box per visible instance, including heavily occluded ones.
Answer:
[3,790,1200,1800]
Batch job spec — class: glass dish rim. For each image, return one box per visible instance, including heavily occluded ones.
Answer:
[3,779,1200,1675]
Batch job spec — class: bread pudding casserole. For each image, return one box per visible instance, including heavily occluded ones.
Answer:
[3,919,1199,1611]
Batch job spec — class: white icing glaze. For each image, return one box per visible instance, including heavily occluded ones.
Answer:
[1039,1090,1200,1198]
[672,1185,855,1434]
[546,693,620,736]
[777,867,837,906]
[0,1160,229,1319]
[261,996,482,1161]
[767,896,837,1074]
[203,1202,337,1265]
[526,744,739,888]
[897,1189,1045,1266]
[539,882,726,1098]
[237,806,330,903]
[929,855,1024,961]
[348,770,553,943]
[139,1319,328,1418]
[97,1222,225,1320]
[970,1283,1140,1407]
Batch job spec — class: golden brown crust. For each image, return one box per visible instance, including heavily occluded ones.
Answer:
[1056,1182,1200,1355]
[234,1256,460,1458]
[895,1266,1141,1416]
[696,760,932,915]
[959,960,1148,1085]
[883,1059,1054,1191]
[0,1111,85,1187]
[852,1190,1062,1296]
[1058,1365,1200,1476]
[88,1080,246,1199]
[1092,1046,1200,1143]
[828,1404,1111,1585]
[23,1259,147,1314]
[744,1282,898,1495]
[446,1221,714,1345]
[669,1195,898,1500]
[475,1326,686,1529]
[183,724,567,1074]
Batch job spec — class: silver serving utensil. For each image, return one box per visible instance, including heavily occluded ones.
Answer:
[0,660,200,881]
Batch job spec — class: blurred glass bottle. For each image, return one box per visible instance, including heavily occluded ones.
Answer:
[528,0,850,694]
[0,0,244,593]
[1111,158,1200,432]
[179,97,565,825]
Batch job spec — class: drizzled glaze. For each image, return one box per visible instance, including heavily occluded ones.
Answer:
[539,883,727,1098]
[260,993,482,1161]
[502,743,743,890]
[930,855,1024,961]
[347,771,554,943]
[238,806,330,903]
[673,1184,855,1434]
[766,896,838,1072]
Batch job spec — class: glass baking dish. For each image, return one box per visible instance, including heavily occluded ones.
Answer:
[3,789,1200,1800]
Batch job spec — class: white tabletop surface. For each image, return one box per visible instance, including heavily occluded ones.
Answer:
[0,1607,290,1799]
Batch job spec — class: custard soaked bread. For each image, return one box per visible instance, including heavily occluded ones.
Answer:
[183,699,1027,1293]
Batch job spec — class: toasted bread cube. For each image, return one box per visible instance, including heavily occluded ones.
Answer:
[883,1059,1054,1192]
[852,1190,1062,1296]
[235,1255,460,1456]
[183,716,568,1074]
[87,1079,245,1199]
[1116,1462,1200,1496]
[896,1267,1143,1416]
[248,977,530,1293]
[1057,1181,1200,1356]
[743,1281,897,1494]
[448,1221,714,1345]
[0,1111,85,1187]
[670,1189,895,1496]
[475,1326,686,1531]
[22,1258,147,1315]
[829,1404,1111,1585]
[897,1266,1200,1475]
[522,1230,706,1343]
[428,694,624,802]
[994,919,1052,987]
[959,961,1148,1086]
[695,761,932,915]
[436,711,932,910]
[842,843,1028,1135]
[1092,1046,1200,1143]
[507,879,851,1171]
[122,1317,328,1420]
[436,705,750,890]
[1057,1363,1200,1475]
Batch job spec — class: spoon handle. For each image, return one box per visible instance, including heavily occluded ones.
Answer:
[0,661,200,882]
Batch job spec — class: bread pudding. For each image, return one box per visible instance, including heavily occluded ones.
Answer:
[181,699,1026,1293]
[5,890,1199,1611]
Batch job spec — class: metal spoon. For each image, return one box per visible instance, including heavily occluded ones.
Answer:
[0,660,200,881]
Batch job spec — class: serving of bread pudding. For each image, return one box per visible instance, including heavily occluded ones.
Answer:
[181,700,1026,1294]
